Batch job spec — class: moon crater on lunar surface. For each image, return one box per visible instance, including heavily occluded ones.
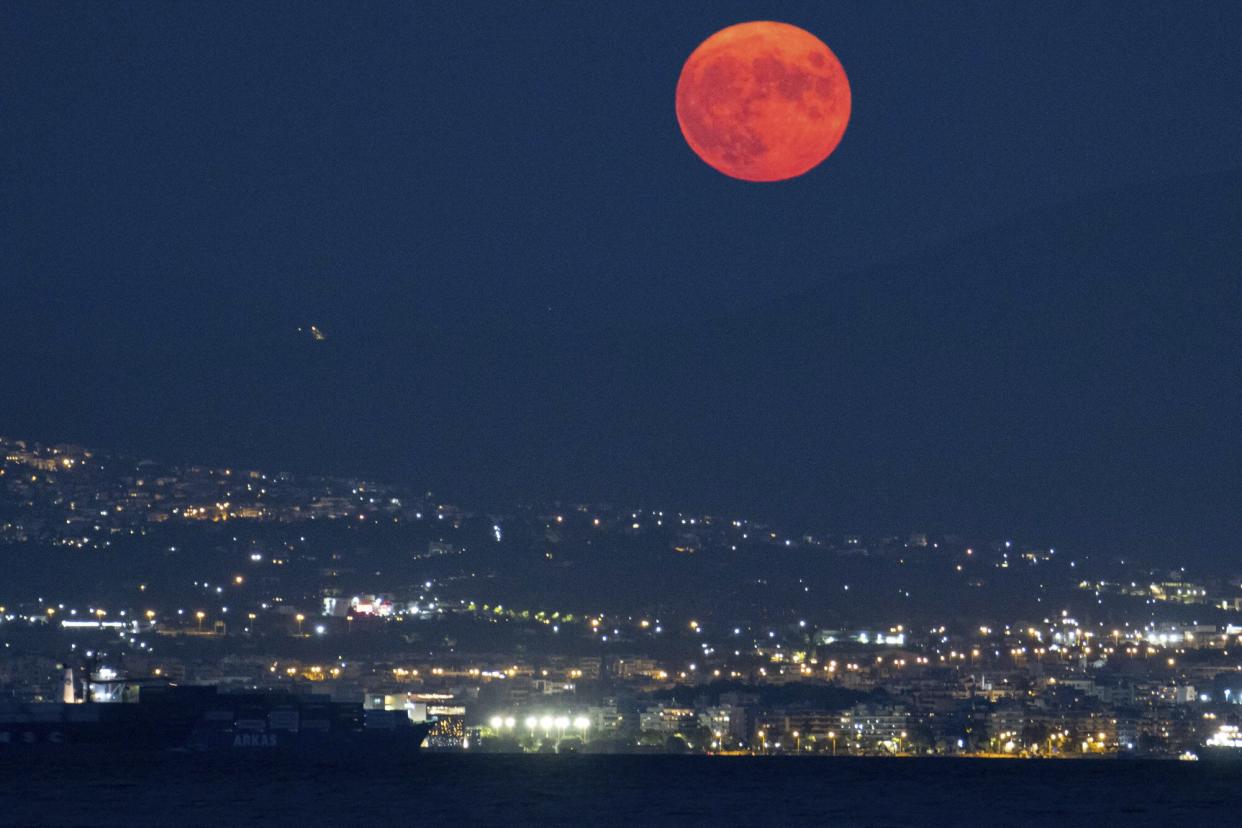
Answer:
[676,21,851,182]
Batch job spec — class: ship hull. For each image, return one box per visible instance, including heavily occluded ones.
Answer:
[1197,746,1242,764]
[0,686,431,759]
[187,722,432,760]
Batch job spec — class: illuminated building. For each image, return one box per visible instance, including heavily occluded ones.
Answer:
[639,704,697,735]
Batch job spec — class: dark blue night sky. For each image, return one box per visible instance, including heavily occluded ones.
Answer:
[3,2,1240,561]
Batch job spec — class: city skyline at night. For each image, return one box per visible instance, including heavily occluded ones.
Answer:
[3,2,1242,824]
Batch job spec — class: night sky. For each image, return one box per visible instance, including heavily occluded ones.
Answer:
[3,3,1240,562]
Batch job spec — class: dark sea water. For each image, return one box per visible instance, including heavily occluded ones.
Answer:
[1,754,1238,827]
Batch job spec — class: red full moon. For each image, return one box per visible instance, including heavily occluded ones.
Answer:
[676,21,851,182]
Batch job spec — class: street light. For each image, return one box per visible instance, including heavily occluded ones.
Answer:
[295,613,305,636]
[828,731,837,756]
[195,611,205,632]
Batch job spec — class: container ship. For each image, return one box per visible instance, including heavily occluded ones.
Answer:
[0,670,432,759]
[1197,723,1242,763]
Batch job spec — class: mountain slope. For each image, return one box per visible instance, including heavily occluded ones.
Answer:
[4,174,1239,558]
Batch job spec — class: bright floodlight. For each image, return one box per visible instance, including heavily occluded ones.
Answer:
[489,715,504,729]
